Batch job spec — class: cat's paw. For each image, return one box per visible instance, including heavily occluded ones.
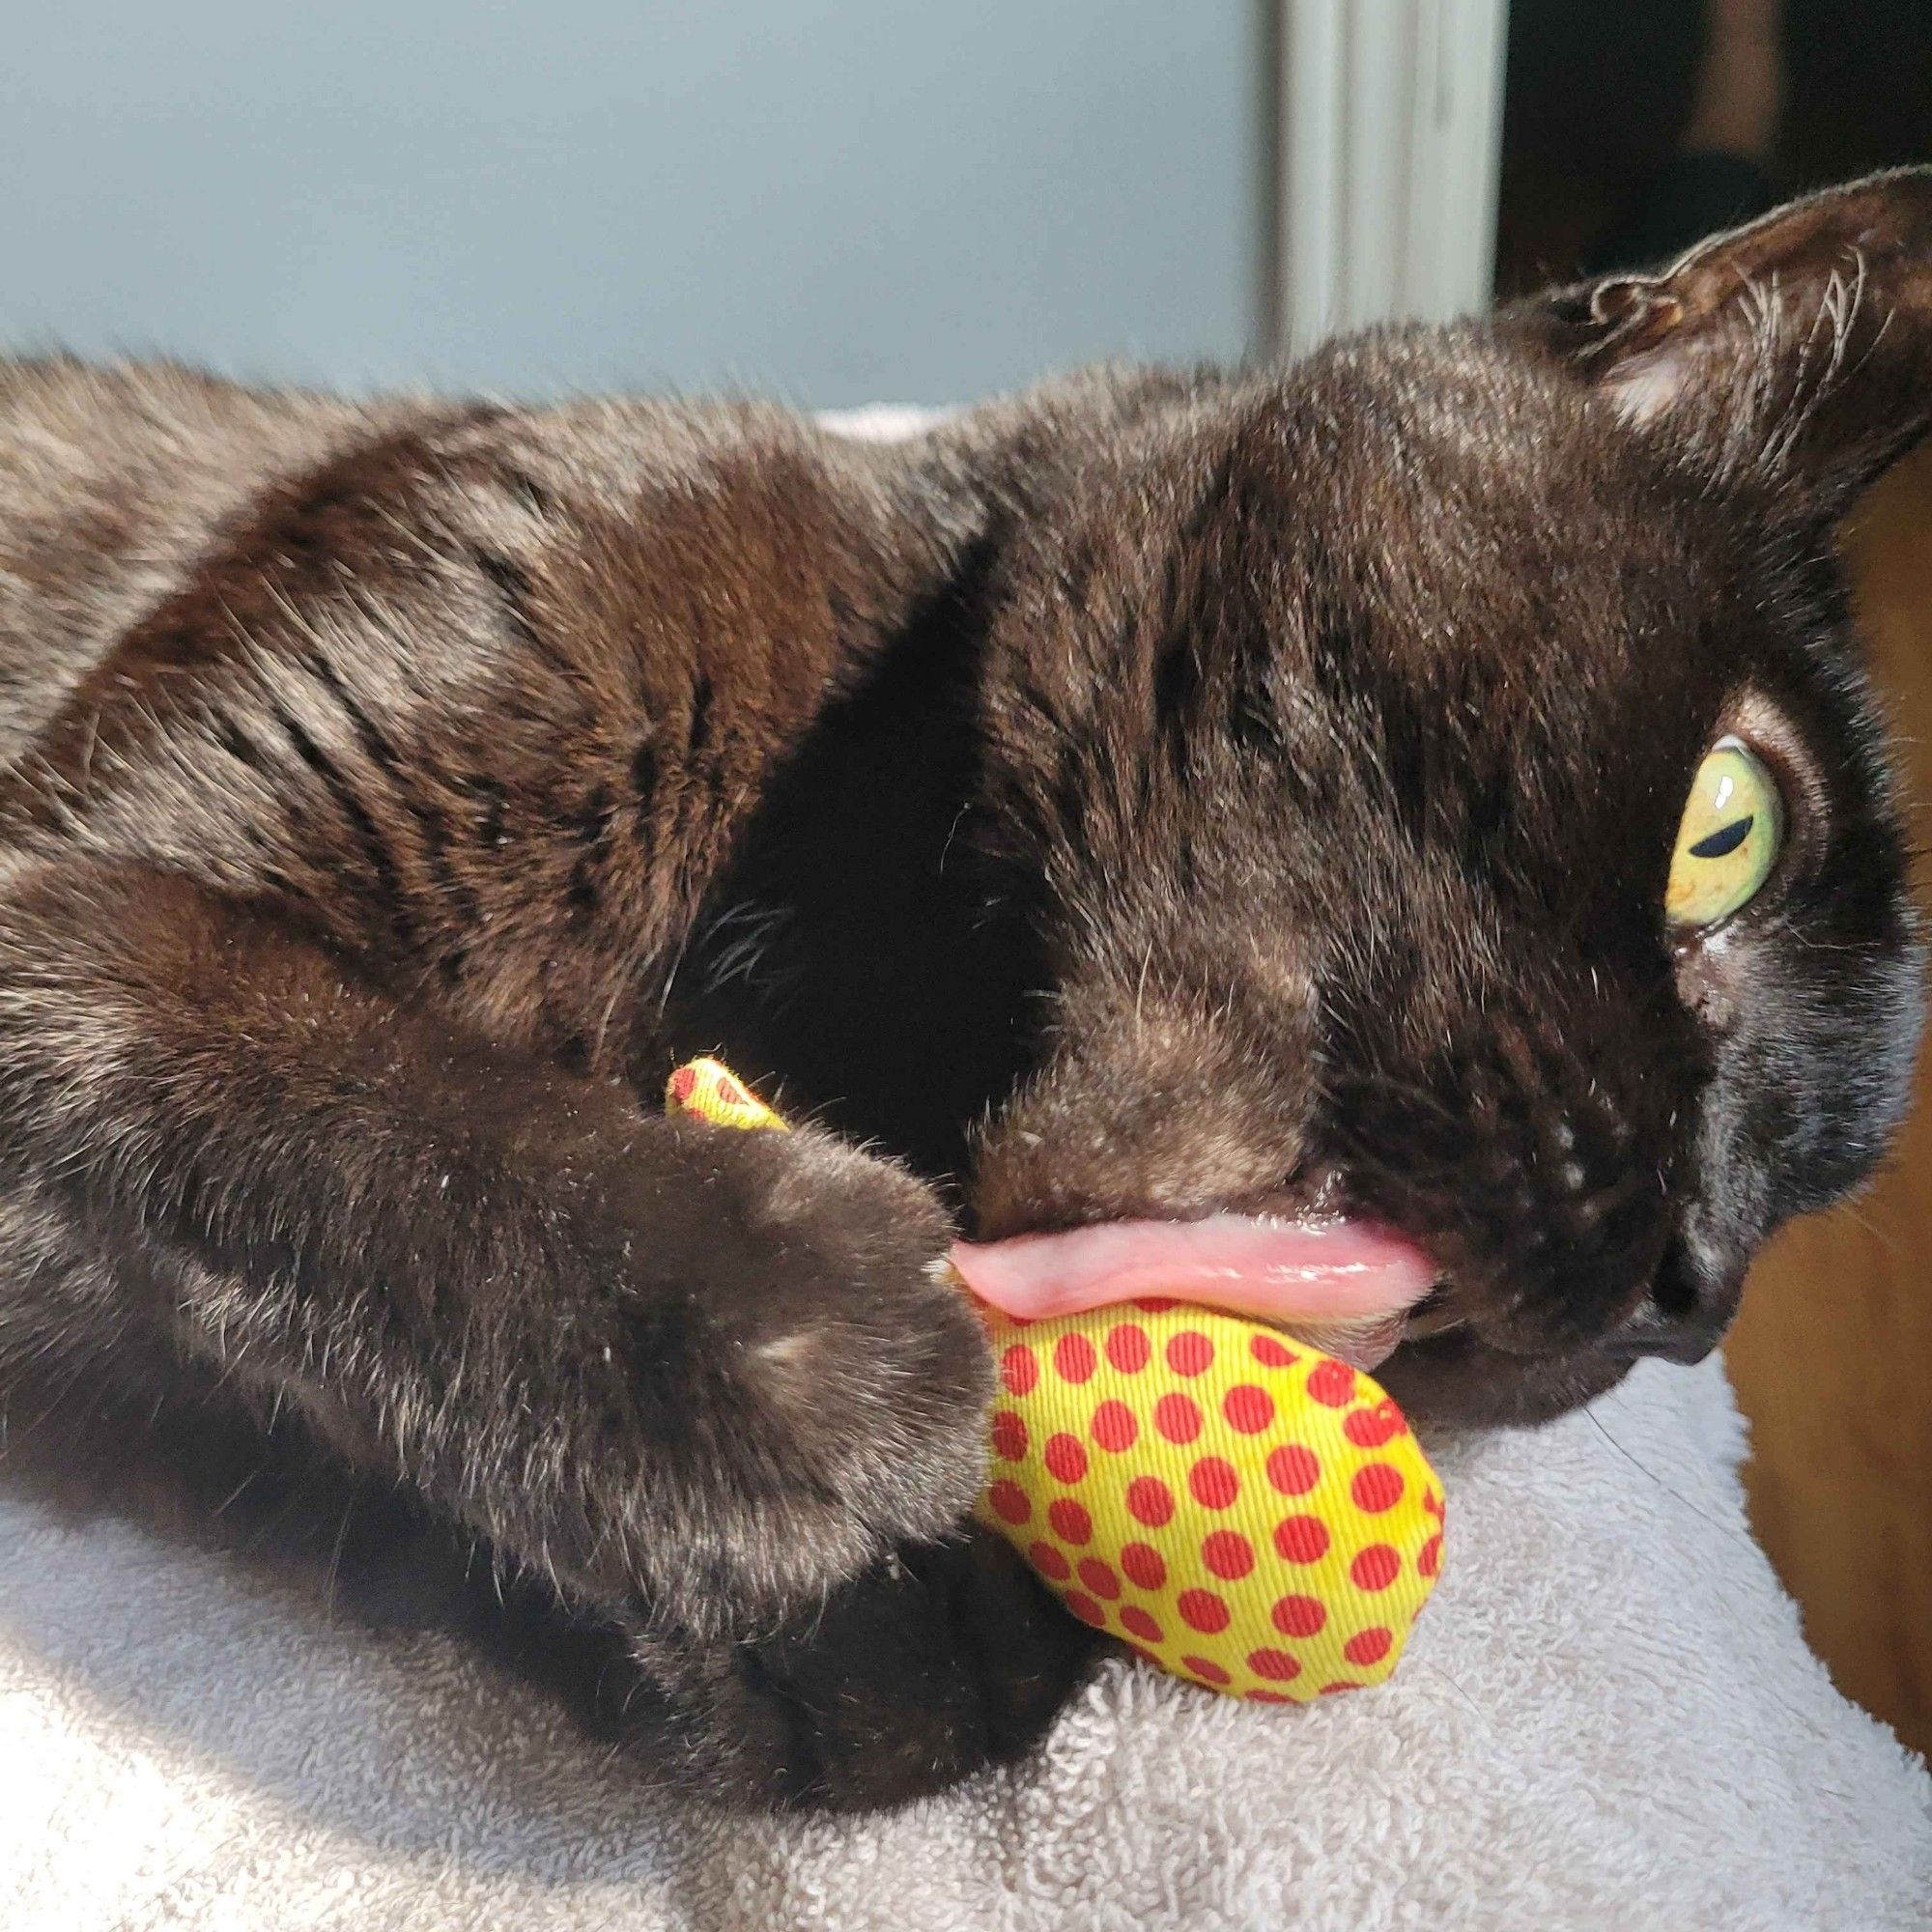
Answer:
[511,1120,996,1636]
[628,1527,1101,1812]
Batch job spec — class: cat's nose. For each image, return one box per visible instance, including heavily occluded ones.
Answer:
[1602,1241,1742,1365]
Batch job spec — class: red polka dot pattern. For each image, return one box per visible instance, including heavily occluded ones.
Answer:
[1273,1515,1330,1564]
[1306,1359,1357,1407]
[1027,1541,1071,1581]
[1202,1530,1255,1579]
[1077,1557,1122,1600]
[979,1298,1443,1705]
[1350,1545,1402,1592]
[1343,1400,1406,1448]
[1043,1433,1088,1484]
[1153,1393,1204,1444]
[1053,1333,1097,1385]
[1350,1463,1406,1514]
[1177,1589,1231,1634]
[1344,1627,1393,1666]
[1246,1647,1302,1681]
[1188,1457,1239,1510]
[987,1480,1030,1525]
[1271,1594,1327,1637]
[1165,1330,1214,1377]
[1047,1497,1093,1545]
[1222,1384,1275,1434]
[1265,1444,1321,1496]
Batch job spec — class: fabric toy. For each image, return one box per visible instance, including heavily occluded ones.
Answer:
[666,1057,1445,1703]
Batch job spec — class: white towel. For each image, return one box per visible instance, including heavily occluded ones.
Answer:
[3,1353,1927,1931]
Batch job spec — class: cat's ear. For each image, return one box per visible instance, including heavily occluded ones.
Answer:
[1519,167,1932,511]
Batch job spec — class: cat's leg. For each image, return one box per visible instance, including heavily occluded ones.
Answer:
[600,1524,1103,1810]
[0,855,995,1644]
[1,1288,1093,1817]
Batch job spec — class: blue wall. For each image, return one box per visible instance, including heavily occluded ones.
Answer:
[0,4,1257,406]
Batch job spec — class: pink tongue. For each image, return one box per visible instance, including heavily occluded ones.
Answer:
[950,1216,1437,1372]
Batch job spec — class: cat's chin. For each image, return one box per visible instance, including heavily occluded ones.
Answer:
[1377,1327,1637,1429]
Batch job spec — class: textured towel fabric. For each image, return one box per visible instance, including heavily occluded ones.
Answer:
[2,1355,1928,1931]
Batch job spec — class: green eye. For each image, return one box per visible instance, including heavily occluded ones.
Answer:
[1666,740,1785,930]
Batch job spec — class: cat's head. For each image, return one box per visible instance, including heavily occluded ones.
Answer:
[966,171,1929,1426]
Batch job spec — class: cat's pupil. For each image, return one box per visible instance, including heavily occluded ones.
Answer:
[1689,816,1753,861]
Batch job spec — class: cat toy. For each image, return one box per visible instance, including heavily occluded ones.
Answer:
[666,1057,1444,1703]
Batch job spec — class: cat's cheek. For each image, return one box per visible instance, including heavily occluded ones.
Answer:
[1378,1330,1635,1429]
[1671,930,1742,1032]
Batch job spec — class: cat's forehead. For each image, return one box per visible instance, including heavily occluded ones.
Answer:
[1258,334,1728,582]
[1216,339,1778,733]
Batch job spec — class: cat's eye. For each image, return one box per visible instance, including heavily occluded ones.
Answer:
[1665,739,1785,931]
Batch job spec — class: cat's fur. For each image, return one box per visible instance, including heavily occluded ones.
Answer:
[0,174,1925,1811]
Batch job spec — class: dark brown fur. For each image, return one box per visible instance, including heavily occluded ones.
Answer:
[0,175,1926,1811]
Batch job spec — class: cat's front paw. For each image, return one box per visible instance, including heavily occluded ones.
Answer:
[516,1121,996,1636]
[628,1527,1101,1812]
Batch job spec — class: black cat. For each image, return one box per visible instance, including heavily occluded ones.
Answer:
[0,172,1922,1810]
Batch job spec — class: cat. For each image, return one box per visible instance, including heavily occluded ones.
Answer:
[0,170,1924,1813]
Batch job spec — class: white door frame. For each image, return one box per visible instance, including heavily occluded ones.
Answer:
[1263,0,1510,355]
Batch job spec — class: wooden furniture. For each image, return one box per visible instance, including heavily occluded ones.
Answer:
[1724,445,1932,1759]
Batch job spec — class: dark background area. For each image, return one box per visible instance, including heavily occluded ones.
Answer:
[1497,0,1932,295]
